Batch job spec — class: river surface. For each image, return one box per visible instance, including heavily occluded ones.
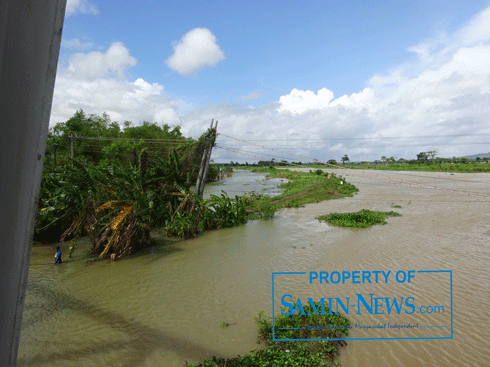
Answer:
[18,169,490,366]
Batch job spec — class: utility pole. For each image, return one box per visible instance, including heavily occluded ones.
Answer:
[198,120,218,199]
[195,119,218,199]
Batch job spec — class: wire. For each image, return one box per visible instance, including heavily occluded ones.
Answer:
[215,145,293,161]
[217,133,490,141]
[73,136,194,144]
[215,141,490,149]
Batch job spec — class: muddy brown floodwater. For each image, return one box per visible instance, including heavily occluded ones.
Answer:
[18,169,490,366]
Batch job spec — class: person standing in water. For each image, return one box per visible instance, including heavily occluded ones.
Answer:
[54,246,62,264]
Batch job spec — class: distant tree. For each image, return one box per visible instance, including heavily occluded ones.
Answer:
[381,156,387,163]
[341,155,349,164]
[426,150,437,159]
[65,109,86,133]
[417,152,428,162]
[476,157,481,162]
[328,159,337,165]
[426,150,437,164]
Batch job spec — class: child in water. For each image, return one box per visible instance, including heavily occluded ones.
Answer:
[54,246,62,264]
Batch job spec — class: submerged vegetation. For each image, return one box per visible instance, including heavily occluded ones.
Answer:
[35,110,359,259]
[318,209,401,228]
[189,305,350,367]
[35,110,226,258]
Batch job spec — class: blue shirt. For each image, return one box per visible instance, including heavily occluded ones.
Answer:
[54,251,62,264]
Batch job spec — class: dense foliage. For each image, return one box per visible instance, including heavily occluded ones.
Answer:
[36,111,361,258]
[35,111,222,256]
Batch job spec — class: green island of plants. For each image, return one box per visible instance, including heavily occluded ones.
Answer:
[239,167,358,217]
[188,304,350,367]
[318,209,401,228]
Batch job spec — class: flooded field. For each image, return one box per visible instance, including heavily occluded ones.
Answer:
[18,169,490,366]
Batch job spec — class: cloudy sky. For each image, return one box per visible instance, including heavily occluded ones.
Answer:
[52,0,490,162]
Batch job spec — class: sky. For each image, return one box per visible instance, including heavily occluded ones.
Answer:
[51,0,490,162]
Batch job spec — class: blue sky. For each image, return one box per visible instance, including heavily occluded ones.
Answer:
[52,0,490,162]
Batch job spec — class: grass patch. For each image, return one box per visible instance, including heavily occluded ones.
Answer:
[346,162,490,173]
[318,209,400,228]
[240,167,358,219]
[188,304,349,367]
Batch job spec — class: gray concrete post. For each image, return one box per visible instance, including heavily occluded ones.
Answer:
[0,0,66,365]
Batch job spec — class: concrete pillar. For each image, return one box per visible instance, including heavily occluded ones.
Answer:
[0,0,66,365]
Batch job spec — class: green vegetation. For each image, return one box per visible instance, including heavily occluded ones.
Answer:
[45,109,223,182]
[349,162,490,173]
[189,306,349,367]
[239,167,358,218]
[306,162,490,173]
[164,193,256,239]
[35,110,233,258]
[36,110,359,258]
[318,209,401,228]
[224,150,490,173]
[283,151,490,173]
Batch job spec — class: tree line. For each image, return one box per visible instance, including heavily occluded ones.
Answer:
[35,110,241,260]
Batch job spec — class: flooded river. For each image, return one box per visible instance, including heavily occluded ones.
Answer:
[18,169,490,366]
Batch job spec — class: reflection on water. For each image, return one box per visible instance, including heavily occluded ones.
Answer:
[203,170,287,199]
[18,169,490,366]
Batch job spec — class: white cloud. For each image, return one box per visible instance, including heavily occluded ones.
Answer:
[239,90,261,101]
[277,87,376,114]
[61,38,94,50]
[50,43,181,126]
[65,0,98,16]
[66,42,137,81]
[455,7,490,46]
[165,28,225,75]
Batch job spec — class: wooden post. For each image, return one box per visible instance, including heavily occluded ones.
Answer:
[198,120,217,199]
[195,119,214,198]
